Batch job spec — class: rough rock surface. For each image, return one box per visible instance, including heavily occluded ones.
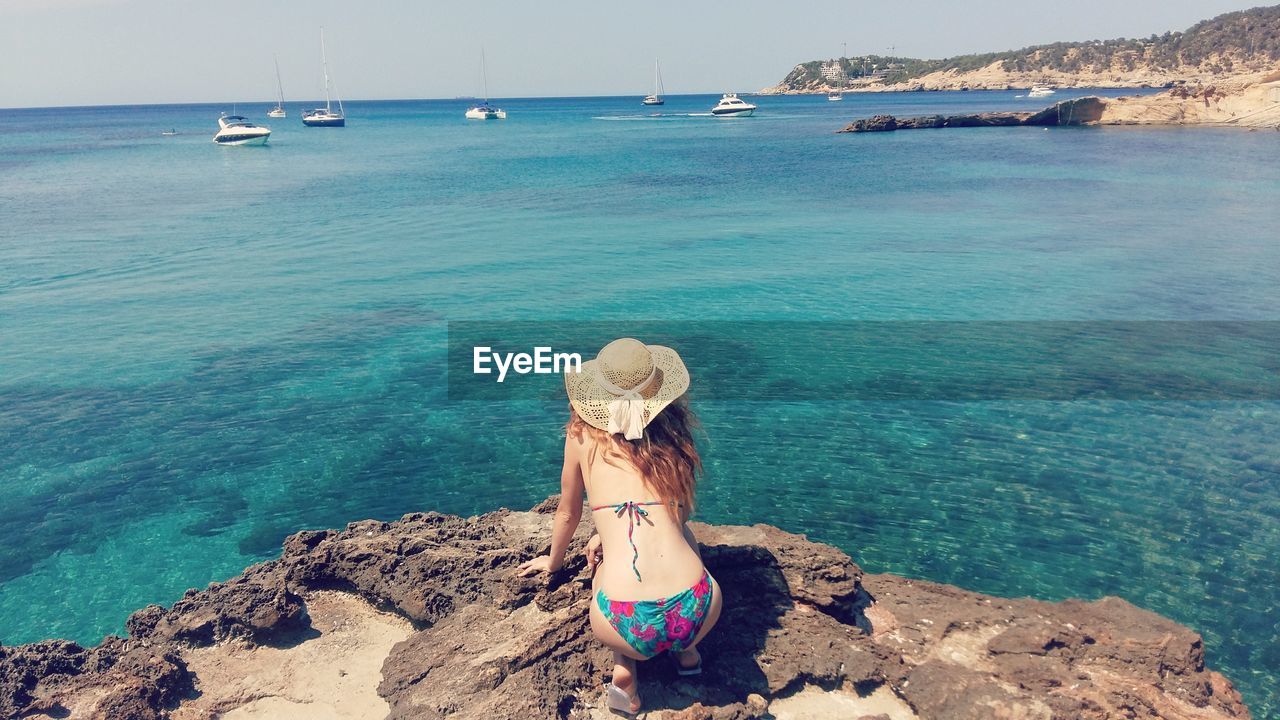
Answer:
[839,81,1280,132]
[838,97,1109,132]
[0,499,1252,719]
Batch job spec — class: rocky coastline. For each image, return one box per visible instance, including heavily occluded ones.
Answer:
[0,499,1253,719]
[838,79,1280,132]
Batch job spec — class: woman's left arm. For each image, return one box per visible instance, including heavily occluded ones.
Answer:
[518,435,584,575]
[546,434,585,570]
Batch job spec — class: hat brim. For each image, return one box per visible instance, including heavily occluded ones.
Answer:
[564,344,690,434]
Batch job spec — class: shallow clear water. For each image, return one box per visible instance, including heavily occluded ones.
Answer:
[1,91,1278,715]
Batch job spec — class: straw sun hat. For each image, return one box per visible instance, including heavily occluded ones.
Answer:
[564,338,690,440]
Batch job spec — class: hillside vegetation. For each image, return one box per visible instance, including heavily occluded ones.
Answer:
[776,5,1280,90]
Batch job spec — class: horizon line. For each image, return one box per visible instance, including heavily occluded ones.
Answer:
[0,91,763,112]
[0,86,1092,112]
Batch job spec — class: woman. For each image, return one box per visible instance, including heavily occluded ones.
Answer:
[518,338,722,716]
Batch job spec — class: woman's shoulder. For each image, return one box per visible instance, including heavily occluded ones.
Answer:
[565,425,594,455]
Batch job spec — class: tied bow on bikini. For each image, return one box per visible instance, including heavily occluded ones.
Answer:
[592,500,664,582]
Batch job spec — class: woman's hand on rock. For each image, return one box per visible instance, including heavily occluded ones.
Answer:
[517,555,557,577]
[585,534,603,575]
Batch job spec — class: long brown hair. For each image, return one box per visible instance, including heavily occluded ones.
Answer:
[567,395,702,514]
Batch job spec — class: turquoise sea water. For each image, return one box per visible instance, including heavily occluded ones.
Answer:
[2,91,1278,714]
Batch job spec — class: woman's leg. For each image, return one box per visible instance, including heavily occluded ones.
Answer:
[610,651,641,713]
[590,574,647,712]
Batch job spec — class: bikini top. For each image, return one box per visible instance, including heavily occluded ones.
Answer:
[590,500,680,582]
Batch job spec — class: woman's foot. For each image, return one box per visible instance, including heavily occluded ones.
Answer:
[673,647,702,675]
[606,682,641,716]
[607,653,642,715]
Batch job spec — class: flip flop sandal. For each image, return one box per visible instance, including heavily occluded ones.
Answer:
[670,649,703,676]
[605,683,640,717]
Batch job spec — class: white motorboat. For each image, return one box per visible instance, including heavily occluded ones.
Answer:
[268,54,287,118]
[711,93,756,117]
[303,28,345,127]
[465,104,507,120]
[827,92,843,102]
[1028,85,1056,98]
[466,49,506,120]
[642,59,665,106]
[213,115,271,146]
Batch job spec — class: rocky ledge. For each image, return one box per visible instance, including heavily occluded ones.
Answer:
[840,80,1280,133]
[0,499,1251,719]
[840,97,1111,133]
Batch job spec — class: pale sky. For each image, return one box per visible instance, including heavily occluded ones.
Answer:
[0,0,1265,108]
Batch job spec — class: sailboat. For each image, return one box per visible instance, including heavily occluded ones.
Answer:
[302,28,345,127]
[268,54,286,118]
[465,49,506,119]
[642,59,665,106]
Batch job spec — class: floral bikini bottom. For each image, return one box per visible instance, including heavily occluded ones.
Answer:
[596,570,714,658]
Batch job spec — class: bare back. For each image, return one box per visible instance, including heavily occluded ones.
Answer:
[569,430,704,601]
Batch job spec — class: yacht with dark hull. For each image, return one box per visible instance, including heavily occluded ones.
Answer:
[303,28,345,127]
[642,59,665,106]
[302,108,345,126]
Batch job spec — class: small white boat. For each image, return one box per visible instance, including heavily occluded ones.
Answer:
[213,115,271,146]
[827,92,843,102]
[303,28,345,127]
[642,59,665,106]
[466,50,506,120]
[1028,85,1056,98]
[268,54,287,118]
[465,104,507,120]
[711,93,756,117]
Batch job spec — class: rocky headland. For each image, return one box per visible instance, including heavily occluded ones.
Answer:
[760,64,1264,96]
[0,499,1252,719]
[838,78,1280,132]
[762,6,1280,96]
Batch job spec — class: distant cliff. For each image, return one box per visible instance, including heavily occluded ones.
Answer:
[764,5,1280,93]
[0,498,1252,719]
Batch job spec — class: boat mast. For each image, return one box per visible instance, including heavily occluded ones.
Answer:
[654,59,664,98]
[273,54,285,108]
[481,48,490,103]
[321,28,332,112]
